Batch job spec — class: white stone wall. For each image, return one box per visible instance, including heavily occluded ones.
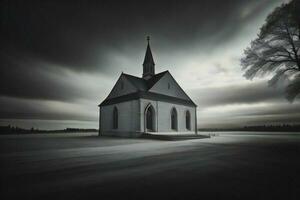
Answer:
[100,98,197,137]
[140,99,196,134]
[100,100,141,137]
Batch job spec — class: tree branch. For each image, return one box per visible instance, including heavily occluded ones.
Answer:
[265,59,294,63]
[284,22,300,69]
[281,67,299,74]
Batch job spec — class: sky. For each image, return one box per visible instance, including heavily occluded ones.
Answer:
[1,0,298,130]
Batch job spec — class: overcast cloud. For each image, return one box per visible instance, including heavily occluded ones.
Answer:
[1,0,297,129]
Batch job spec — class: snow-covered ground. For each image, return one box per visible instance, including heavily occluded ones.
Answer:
[0,132,300,200]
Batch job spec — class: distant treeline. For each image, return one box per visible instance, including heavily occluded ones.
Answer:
[0,125,98,135]
[198,124,300,132]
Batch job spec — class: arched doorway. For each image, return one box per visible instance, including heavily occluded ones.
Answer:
[145,105,155,132]
[186,110,191,130]
[171,107,178,131]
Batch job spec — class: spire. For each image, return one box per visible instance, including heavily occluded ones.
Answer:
[143,36,155,66]
[143,36,155,79]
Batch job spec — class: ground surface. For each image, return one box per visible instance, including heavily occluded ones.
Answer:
[1,132,300,200]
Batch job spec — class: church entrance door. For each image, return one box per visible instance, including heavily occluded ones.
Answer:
[145,105,155,132]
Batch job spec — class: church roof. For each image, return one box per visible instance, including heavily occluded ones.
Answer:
[123,70,168,90]
[99,70,196,107]
[122,73,148,91]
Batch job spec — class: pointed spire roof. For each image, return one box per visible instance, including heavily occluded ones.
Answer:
[143,36,155,66]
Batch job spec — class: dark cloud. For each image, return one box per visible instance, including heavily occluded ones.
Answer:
[0,53,87,101]
[190,81,288,107]
[0,0,282,101]
[197,101,300,128]
[0,96,96,121]
[239,103,300,117]
[232,106,300,126]
[1,0,279,72]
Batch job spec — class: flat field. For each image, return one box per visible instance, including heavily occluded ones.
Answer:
[0,132,300,200]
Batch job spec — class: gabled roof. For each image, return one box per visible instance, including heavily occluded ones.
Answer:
[100,70,197,107]
[146,70,168,88]
[122,70,168,91]
[122,73,148,91]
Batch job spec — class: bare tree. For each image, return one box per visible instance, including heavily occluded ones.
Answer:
[241,0,300,102]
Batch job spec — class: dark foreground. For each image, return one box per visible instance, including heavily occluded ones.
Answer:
[0,132,300,200]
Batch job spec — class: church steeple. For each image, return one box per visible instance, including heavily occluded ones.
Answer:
[143,36,155,79]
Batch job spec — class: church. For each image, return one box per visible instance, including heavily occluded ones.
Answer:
[99,37,197,137]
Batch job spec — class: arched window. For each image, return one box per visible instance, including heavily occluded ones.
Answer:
[186,110,191,130]
[146,105,154,131]
[113,107,118,129]
[171,107,178,130]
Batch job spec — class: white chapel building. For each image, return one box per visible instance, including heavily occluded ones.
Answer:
[99,37,197,137]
